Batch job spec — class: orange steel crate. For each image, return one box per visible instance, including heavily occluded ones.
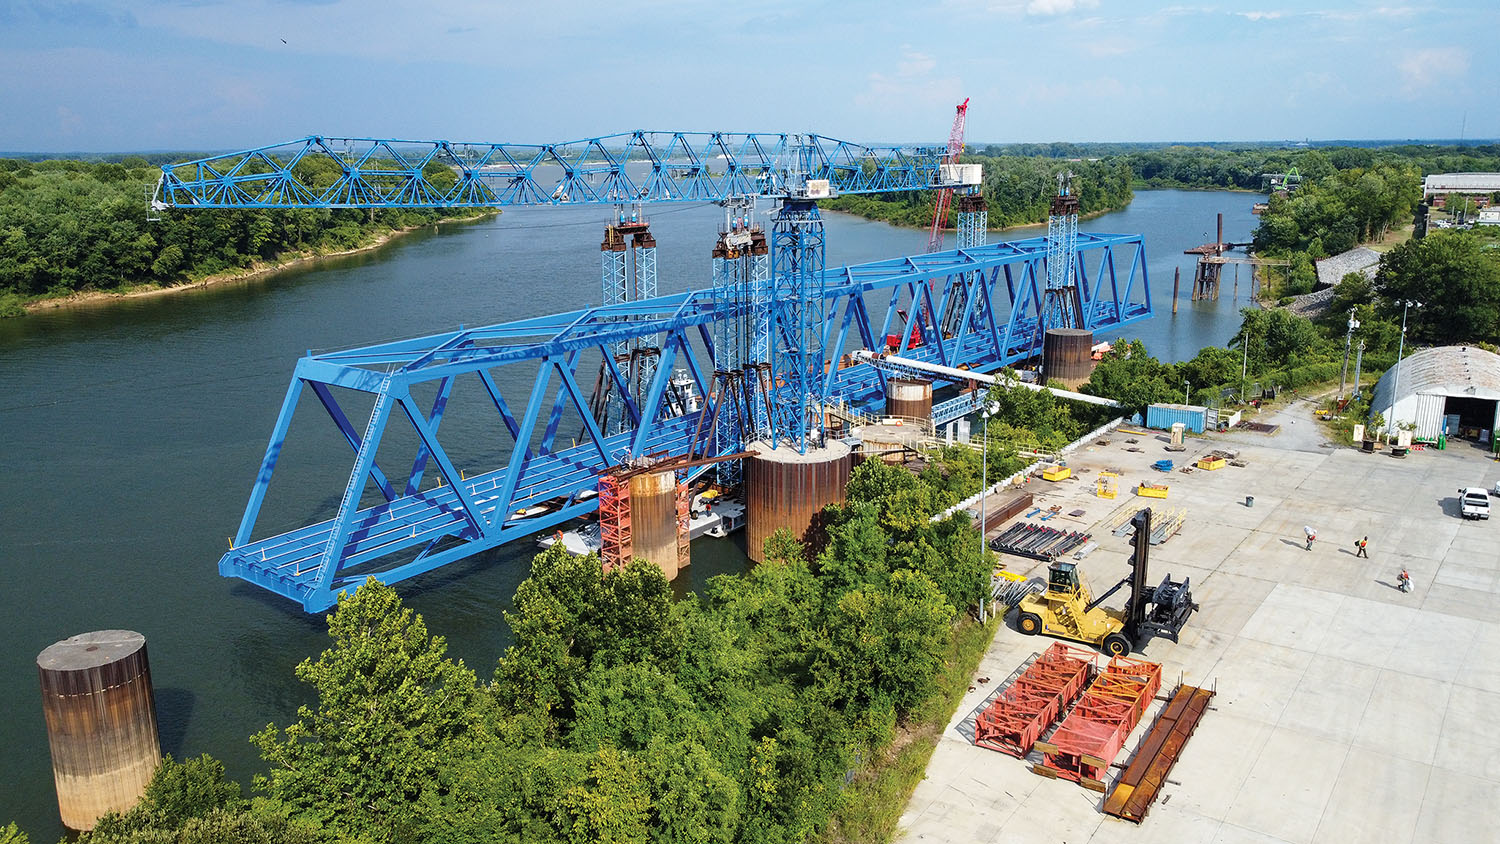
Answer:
[1035,654,1162,791]
[974,643,1095,757]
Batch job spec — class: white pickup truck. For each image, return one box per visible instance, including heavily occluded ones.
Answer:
[1459,488,1491,520]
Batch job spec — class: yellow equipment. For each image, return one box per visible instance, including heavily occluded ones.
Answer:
[1016,561,1132,655]
[1042,464,1072,482]
[1136,482,1169,499]
[1096,471,1119,499]
[1015,509,1198,656]
[1196,455,1225,471]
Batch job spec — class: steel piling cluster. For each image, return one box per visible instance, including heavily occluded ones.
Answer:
[989,523,1092,561]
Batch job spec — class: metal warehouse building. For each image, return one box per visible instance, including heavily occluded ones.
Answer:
[1370,345,1500,442]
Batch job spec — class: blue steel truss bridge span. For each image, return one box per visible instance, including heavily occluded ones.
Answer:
[221,233,1152,611]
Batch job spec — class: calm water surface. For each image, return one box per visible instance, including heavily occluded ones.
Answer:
[0,189,1258,837]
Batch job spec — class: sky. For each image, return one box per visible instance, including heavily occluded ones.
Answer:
[0,0,1495,152]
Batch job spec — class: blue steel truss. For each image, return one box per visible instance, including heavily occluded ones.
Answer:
[223,232,1151,611]
[153,132,952,210]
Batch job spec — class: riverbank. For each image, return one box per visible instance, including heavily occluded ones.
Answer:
[824,198,1126,234]
[19,212,497,315]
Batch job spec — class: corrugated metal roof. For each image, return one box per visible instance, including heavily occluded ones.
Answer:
[1370,345,1500,418]
[1423,173,1500,195]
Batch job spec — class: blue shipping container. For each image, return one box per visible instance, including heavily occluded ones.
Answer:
[1146,403,1209,434]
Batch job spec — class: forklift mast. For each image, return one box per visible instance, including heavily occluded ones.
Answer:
[1125,508,1153,642]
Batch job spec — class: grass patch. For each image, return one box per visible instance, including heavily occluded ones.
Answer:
[820,615,1001,844]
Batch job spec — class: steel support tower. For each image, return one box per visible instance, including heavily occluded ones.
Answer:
[1041,173,1083,336]
[767,198,827,453]
[710,199,768,484]
[598,207,658,434]
[945,190,990,337]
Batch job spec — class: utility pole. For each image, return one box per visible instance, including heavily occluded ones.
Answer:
[1339,307,1360,400]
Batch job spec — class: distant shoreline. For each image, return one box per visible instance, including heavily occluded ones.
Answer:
[22,212,497,314]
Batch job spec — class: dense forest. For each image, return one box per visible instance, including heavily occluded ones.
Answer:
[0,158,487,316]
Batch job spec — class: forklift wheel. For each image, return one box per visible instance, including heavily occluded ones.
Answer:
[1101,633,1132,657]
[1018,612,1042,635]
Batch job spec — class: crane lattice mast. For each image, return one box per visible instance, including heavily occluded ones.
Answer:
[927,98,970,253]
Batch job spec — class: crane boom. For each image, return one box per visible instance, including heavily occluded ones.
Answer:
[153,131,958,211]
[927,99,970,252]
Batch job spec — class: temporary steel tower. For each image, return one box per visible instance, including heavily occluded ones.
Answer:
[1041,171,1084,336]
[154,128,1154,611]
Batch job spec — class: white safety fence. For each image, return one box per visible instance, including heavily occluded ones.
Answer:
[931,416,1126,523]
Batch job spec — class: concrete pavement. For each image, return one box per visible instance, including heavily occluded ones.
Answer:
[898,411,1500,844]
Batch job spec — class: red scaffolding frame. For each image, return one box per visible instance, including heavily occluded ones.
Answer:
[974,643,1096,757]
[1035,654,1162,791]
[598,470,632,571]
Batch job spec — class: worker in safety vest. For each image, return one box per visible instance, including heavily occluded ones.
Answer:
[1356,536,1369,558]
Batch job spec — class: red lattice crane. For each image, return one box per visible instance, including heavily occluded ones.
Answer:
[927,98,970,253]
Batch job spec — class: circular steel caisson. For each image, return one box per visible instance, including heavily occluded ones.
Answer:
[37,630,161,831]
[1043,328,1094,389]
[745,439,852,562]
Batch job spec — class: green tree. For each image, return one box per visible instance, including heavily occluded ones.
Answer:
[1374,231,1500,343]
[0,822,28,844]
[1231,307,1327,373]
[252,578,480,841]
[1082,339,1176,413]
[88,754,244,839]
[556,747,652,844]
[496,550,677,723]
[813,569,954,714]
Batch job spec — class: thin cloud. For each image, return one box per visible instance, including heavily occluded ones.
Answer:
[1026,0,1098,16]
[1398,47,1470,94]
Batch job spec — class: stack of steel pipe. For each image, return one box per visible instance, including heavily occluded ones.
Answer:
[974,643,1096,757]
[990,523,1092,561]
[1033,654,1163,792]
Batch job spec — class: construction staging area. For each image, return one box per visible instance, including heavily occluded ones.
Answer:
[901,406,1500,844]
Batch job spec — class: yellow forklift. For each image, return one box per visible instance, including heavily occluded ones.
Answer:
[1014,509,1198,656]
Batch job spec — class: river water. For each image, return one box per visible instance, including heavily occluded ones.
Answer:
[0,189,1258,837]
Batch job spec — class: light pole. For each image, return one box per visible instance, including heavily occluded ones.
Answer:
[1240,328,1251,404]
[1388,300,1421,443]
[1339,306,1360,400]
[978,400,999,623]
[1184,380,1191,405]
[1353,340,1365,398]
